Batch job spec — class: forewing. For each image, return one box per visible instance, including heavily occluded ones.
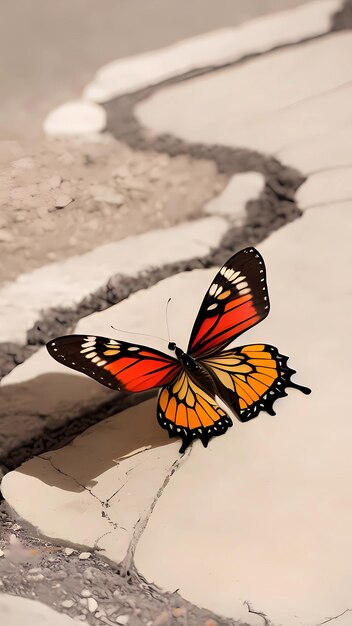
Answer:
[47,335,180,392]
[188,247,269,357]
[158,370,233,453]
[202,344,311,422]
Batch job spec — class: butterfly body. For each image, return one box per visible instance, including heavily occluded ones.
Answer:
[47,247,311,453]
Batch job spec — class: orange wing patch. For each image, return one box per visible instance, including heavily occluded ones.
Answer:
[203,344,310,422]
[158,370,232,453]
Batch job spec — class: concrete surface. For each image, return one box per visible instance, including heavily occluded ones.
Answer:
[136,32,352,156]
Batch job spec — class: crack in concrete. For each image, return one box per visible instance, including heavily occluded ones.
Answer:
[315,608,352,625]
[302,197,352,210]
[243,601,273,626]
[104,464,141,508]
[121,448,191,575]
[39,455,126,534]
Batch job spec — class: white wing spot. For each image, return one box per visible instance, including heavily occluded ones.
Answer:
[209,283,218,296]
[207,303,218,311]
[128,346,139,351]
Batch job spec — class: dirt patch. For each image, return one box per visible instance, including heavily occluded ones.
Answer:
[0,136,222,285]
[0,506,248,626]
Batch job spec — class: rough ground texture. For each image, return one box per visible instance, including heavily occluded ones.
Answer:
[0,136,221,285]
[0,507,247,626]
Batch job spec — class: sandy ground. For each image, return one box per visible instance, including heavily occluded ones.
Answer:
[0,136,222,285]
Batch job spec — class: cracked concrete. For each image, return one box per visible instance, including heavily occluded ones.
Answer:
[315,609,352,626]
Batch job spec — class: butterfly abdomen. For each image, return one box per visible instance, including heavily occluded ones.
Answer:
[174,347,218,396]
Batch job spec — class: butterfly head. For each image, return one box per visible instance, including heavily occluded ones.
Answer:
[168,342,186,362]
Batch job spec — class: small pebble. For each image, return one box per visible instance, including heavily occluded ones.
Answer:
[81,589,91,598]
[87,597,98,613]
[28,574,44,581]
[64,547,74,556]
[79,599,88,607]
[12,523,21,531]
[172,607,186,618]
[61,600,74,609]
[79,552,91,560]
[83,567,98,581]
[152,611,168,626]
[0,550,4,558]
[49,175,62,189]
[12,157,34,170]
[9,534,19,545]
[53,192,73,209]
[28,568,42,574]
[115,616,129,625]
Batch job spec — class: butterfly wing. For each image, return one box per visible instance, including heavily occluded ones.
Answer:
[202,344,311,422]
[158,369,233,453]
[47,335,180,392]
[188,247,269,357]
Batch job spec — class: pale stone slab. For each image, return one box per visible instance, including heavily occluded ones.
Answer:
[205,172,265,221]
[1,398,180,564]
[134,203,352,626]
[0,216,227,344]
[296,167,352,209]
[278,125,352,173]
[43,100,106,136]
[136,33,352,156]
[83,0,341,103]
[0,594,82,626]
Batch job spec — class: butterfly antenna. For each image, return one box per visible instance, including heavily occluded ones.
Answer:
[110,325,168,344]
[165,298,172,343]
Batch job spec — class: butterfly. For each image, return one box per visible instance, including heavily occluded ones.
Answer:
[47,247,311,453]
